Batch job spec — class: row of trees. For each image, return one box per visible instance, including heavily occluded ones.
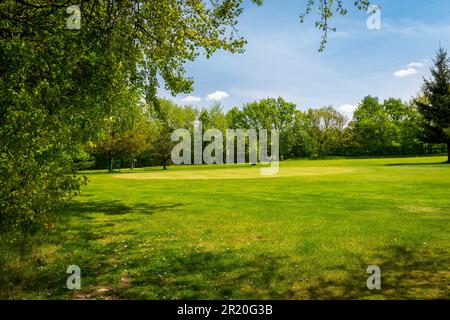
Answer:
[85,48,450,171]
[86,92,447,171]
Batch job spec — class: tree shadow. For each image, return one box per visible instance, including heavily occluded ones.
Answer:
[61,200,183,217]
[306,245,449,299]
[0,199,184,299]
[3,241,448,299]
[82,245,447,299]
[372,245,449,299]
[385,162,449,167]
[114,250,289,299]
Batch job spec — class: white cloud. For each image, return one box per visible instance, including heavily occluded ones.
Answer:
[393,67,419,78]
[181,95,202,103]
[338,104,358,115]
[206,91,229,101]
[393,61,425,78]
[407,62,424,68]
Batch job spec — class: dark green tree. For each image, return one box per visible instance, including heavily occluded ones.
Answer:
[351,96,398,155]
[383,98,423,155]
[416,47,450,162]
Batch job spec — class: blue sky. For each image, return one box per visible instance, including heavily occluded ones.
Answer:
[160,0,450,115]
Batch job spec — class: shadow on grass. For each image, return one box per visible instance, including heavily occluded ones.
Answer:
[128,250,289,299]
[385,162,449,167]
[61,200,183,217]
[74,244,449,299]
[1,248,288,299]
[0,199,184,299]
[306,245,449,299]
[2,241,448,299]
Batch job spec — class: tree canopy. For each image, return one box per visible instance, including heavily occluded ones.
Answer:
[0,0,262,236]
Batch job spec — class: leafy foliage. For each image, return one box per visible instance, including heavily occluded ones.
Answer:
[0,0,262,237]
[146,99,198,169]
[299,0,371,51]
[92,95,442,170]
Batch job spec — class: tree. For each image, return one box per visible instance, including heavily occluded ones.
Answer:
[304,107,346,158]
[0,0,258,236]
[147,99,198,169]
[416,47,450,162]
[88,101,148,171]
[242,97,296,160]
[147,121,174,170]
[287,110,313,158]
[226,107,246,129]
[383,98,423,155]
[88,126,148,171]
[351,96,399,155]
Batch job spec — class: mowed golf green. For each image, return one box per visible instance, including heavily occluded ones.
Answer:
[3,157,450,299]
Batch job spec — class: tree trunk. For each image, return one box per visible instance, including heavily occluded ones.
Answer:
[109,158,113,172]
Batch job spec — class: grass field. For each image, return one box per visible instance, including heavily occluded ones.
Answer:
[1,156,450,299]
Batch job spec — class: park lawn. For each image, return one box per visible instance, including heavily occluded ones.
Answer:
[1,156,449,299]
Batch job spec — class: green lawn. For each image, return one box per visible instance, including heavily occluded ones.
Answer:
[2,156,450,299]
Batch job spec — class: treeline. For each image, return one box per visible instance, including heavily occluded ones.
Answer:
[85,95,447,170]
